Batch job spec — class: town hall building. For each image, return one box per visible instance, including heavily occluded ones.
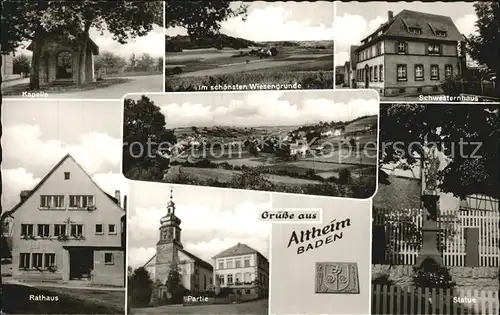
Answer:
[8,154,126,287]
[348,10,465,96]
[144,189,214,301]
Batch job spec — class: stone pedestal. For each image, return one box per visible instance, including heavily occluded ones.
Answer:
[414,194,443,269]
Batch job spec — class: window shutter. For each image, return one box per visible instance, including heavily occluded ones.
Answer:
[424,43,428,55]
[439,44,443,55]
[404,42,408,53]
[395,41,398,53]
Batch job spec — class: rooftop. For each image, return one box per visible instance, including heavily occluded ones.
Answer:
[213,243,264,259]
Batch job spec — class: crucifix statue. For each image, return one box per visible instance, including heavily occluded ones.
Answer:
[64,217,74,234]
[414,140,444,269]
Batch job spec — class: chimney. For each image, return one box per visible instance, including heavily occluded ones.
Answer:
[123,195,128,211]
[20,190,30,202]
[388,11,394,21]
[115,190,121,207]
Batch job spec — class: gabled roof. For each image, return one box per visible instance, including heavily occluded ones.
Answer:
[5,154,123,217]
[27,35,99,55]
[144,248,213,271]
[357,10,463,51]
[213,243,262,259]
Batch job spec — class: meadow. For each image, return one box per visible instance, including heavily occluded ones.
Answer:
[163,118,378,198]
[165,44,334,92]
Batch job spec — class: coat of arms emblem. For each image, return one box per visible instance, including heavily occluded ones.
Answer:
[315,262,360,294]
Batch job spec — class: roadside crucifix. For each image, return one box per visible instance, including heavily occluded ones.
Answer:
[414,139,445,269]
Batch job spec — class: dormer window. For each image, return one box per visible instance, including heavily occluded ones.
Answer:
[436,30,447,37]
[408,27,422,35]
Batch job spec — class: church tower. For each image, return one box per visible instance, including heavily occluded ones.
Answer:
[154,188,183,284]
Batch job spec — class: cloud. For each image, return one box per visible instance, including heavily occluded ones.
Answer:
[3,123,121,174]
[92,173,130,202]
[333,14,385,65]
[455,14,477,36]
[128,200,271,268]
[1,168,41,209]
[92,26,165,58]
[160,92,378,127]
[166,5,334,41]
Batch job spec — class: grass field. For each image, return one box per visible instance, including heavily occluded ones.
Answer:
[2,284,125,314]
[166,45,334,91]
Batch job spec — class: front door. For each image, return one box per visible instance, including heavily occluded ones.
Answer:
[69,248,94,280]
[56,51,73,79]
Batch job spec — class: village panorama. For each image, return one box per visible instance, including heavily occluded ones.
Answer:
[122,90,380,198]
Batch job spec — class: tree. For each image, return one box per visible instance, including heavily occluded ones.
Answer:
[94,51,126,75]
[379,104,499,199]
[135,53,156,72]
[166,0,248,40]
[128,267,154,307]
[379,104,500,300]
[123,96,177,182]
[129,54,137,72]
[156,56,163,72]
[47,1,162,85]
[465,2,499,86]
[166,262,186,304]
[13,54,31,76]
[0,1,71,89]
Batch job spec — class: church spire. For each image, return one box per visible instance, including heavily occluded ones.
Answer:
[167,187,175,214]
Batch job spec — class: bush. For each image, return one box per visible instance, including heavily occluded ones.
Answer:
[441,76,498,99]
[412,260,455,289]
[171,67,183,75]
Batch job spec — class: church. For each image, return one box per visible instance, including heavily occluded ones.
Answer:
[144,189,213,301]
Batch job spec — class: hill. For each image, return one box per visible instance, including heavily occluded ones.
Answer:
[344,115,378,133]
[166,34,262,52]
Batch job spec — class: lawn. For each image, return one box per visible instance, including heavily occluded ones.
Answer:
[177,166,322,184]
[131,298,268,315]
[165,45,334,91]
[2,284,125,314]
[2,78,131,96]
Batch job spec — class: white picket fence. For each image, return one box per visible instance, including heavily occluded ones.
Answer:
[373,208,500,267]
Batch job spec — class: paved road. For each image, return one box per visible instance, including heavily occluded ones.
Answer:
[132,299,268,314]
[2,75,162,99]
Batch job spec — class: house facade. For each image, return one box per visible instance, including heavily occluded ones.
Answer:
[144,189,213,302]
[213,243,269,299]
[27,34,99,84]
[9,154,126,286]
[351,10,465,96]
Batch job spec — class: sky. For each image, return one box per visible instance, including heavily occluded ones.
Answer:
[1,100,128,211]
[127,182,271,269]
[166,1,334,41]
[334,2,478,65]
[15,25,165,59]
[126,90,379,128]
